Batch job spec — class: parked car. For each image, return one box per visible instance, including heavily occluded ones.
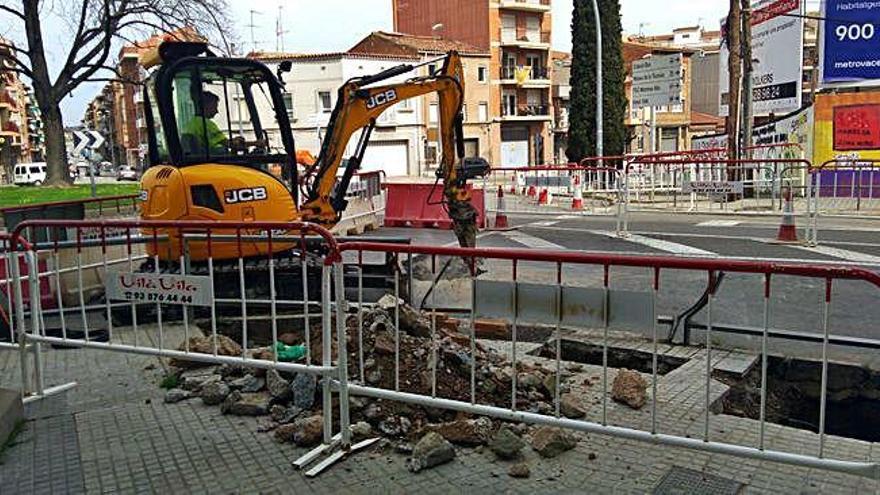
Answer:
[13,162,48,186]
[116,165,138,181]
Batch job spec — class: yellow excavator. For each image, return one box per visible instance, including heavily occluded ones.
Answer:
[133,41,488,304]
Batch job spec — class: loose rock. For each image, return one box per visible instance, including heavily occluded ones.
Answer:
[164,388,192,404]
[292,415,324,447]
[406,432,455,473]
[171,336,242,369]
[351,421,373,440]
[229,374,265,393]
[531,426,577,458]
[508,463,530,478]
[611,370,648,410]
[180,372,221,392]
[265,369,292,402]
[559,393,588,419]
[269,404,302,424]
[488,426,526,460]
[290,373,317,410]
[200,381,231,406]
[421,417,493,446]
[220,391,270,416]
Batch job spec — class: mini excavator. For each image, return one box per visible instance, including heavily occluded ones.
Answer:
[134,41,488,304]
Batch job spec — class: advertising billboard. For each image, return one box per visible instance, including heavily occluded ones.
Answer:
[814,91,880,165]
[692,105,813,159]
[720,0,804,117]
[820,0,880,85]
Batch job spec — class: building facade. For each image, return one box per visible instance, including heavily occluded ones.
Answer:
[392,0,554,166]
[550,51,570,163]
[249,51,426,177]
[0,38,45,180]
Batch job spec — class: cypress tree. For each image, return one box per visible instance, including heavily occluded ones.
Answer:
[566,0,596,163]
[566,0,628,162]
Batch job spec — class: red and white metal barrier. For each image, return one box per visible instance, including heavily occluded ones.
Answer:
[5,219,367,474]
[338,240,880,480]
[483,165,627,235]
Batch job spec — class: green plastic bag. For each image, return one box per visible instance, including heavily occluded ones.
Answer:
[275,342,307,362]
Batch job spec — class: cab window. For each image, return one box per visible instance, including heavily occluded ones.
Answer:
[170,63,286,165]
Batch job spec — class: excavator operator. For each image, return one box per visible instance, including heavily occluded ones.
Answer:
[181,90,245,155]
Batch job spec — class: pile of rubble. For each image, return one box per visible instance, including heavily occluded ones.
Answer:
[160,295,649,475]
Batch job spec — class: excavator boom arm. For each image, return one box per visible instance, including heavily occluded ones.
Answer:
[300,52,480,235]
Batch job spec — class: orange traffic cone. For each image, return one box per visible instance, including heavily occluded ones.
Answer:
[776,186,799,243]
[571,174,584,210]
[493,185,510,230]
[509,175,518,195]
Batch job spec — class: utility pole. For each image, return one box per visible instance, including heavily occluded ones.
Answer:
[247,10,261,53]
[739,2,754,159]
[591,0,603,164]
[725,0,742,162]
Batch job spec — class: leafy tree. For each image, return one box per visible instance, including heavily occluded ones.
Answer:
[0,1,232,185]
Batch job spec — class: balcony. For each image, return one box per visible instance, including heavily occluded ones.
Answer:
[499,0,551,12]
[0,120,21,136]
[499,104,552,122]
[499,66,551,87]
[499,31,551,50]
[0,91,16,109]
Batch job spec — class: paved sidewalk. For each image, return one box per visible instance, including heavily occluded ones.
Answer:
[1,327,878,494]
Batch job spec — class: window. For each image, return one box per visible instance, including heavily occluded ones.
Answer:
[461,104,468,122]
[478,66,488,83]
[501,15,516,43]
[397,97,412,111]
[428,64,438,76]
[526,17,540,42]
[318,91,332,113]
[478,102,489,122]
[429,103,438,124]
[282,92,294,119]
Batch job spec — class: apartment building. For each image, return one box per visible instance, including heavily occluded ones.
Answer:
[392,0,554,166]
[249,51,425,177]
[550,51,570,163]
[348,31,493,172]
[0,38,45,180]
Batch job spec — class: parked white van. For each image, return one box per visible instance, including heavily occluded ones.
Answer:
[13,162,48,186]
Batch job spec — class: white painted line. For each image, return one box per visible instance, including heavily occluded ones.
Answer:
[697,220,741,227]
[590,230,716,256]
[787,245,880,265]
[532,220,560,227]
[502,231,566,250]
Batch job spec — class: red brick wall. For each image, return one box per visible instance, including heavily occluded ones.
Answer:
[393,0,490,50]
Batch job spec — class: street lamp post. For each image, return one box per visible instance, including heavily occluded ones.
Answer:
[591,0,604,170]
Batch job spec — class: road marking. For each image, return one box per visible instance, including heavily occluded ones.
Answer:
[696,220,741,227]
[787,245,880,264]
[532,220,560,227]
[589,230,717,256]
[502,231,566,250]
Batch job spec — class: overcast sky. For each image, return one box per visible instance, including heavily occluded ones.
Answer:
[25,0,751,124]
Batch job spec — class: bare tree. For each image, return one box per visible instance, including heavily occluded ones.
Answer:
[0,0,233,185]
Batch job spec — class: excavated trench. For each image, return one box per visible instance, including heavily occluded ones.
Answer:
[716,356,880,442]
[529,338,688,376]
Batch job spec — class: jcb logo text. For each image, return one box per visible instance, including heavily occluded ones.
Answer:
[224,187,268,204]
[366,89,398,110]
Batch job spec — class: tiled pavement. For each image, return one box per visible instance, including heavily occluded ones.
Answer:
[1,326,878,494]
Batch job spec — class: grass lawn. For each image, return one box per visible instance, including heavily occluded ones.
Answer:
[0,184,140,208]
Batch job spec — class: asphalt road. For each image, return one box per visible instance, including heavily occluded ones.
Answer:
[364,211,880,367]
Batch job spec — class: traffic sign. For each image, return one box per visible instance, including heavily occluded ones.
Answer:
[72,130,106,156]
[631,54,683,110]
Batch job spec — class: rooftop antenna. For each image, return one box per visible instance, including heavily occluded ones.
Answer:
[638,22,650,37]
[247,9,262,53]
[275,4,290,52]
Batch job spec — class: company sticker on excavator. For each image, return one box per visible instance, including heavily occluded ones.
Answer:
[366,89,398,110]
[224,187,268,204]
[106,272,214,306]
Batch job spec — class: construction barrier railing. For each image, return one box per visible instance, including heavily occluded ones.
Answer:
[2,219,366,474]
[623,158,813,216]
[337,240,880,480]
[483,165,627,233]
[4,218,880,479]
